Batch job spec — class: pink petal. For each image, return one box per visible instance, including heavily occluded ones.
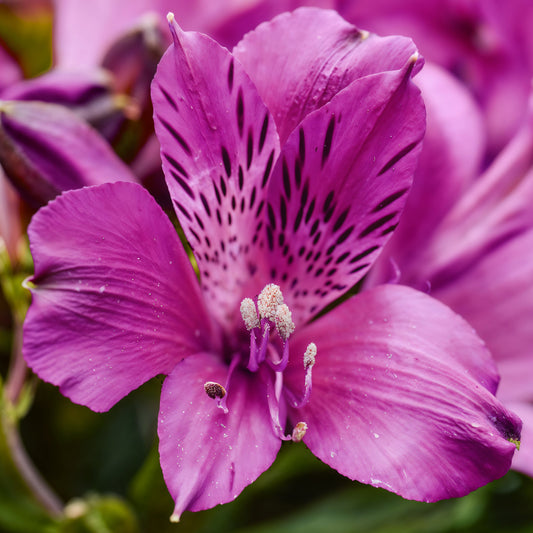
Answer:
[0,43,22,92]
[369,63,485,288]
[158,352,281,520]
[434,229,533,403]
[0,100,138,206]
[23,182,216,412]
[152,17,280,328]
[264,58,425,324]
[413,94,533,290]
[507,401,533,477]
[53,0,176,68]
[233,7,422,144]
[284,285,520,502]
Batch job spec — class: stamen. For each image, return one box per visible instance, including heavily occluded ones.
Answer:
[303,342,317,369]
[266,371,292,441]
[291,422,308,442]
[257,283,284,320]
[274,303,295,341]
[290,343,317,409]
[204,381,226,399]
[204,355,241,414]
[240,298,260,330]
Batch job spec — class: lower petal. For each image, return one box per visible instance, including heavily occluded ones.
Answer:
[158,353,281,520]
[23,182,214,412]
[285,285,521,502]
[507,401,533,477]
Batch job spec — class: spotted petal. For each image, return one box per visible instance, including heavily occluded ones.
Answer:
[263,58,425,324]
[284,285,521,502]
[152,17,280,328]
[23,182,216,412]
[233,7,422,144]
[159,352,281,519]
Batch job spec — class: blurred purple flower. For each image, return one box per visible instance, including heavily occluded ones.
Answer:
[23,8,520,520]
[368,64,533,476]
[337,0,533,157]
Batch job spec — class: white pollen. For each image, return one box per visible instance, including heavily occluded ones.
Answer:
[240,298,259,330]
[303,342,317,369]
[257,283,284,320]
[275,303,295,340]
[291,421,308,442]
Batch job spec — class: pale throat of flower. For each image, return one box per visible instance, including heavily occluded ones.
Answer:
[203,283,316,443]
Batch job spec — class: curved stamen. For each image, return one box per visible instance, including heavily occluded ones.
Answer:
[266,340,289,372]
[203,353,241,414]
[265,370,292,441]
[289,343,317,409]
[291,421,308,442]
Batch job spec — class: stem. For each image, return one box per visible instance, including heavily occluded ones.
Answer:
[5,320,27,404]
[3,416,64,516]
[3,319,64,517]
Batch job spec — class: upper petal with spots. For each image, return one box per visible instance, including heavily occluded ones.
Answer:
[262,58,425,324]
[152,16,280,328]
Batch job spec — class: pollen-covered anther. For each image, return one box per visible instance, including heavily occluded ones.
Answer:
[204,381,226,400]
[291,421,308,442]
[257,283,284,320]
[275,303,295,341]
[303,342,317,369]
[240,297,260,330]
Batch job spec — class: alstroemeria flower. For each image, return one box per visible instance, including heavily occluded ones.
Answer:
[368,65,533,475]
[23,8,520,519]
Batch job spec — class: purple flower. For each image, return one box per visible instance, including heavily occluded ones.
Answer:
[23,8,520,520]
[367,64,533,475]
[337,0,533,156]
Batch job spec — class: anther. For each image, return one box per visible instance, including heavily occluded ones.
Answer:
[204,381,226,400]
[291,422,308,442]
[303,342,317,369]
[275,303,295,341]
[240,298,260,330]
[257,283,284,320]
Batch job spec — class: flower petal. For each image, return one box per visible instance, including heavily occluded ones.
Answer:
[0,100,138,206]
[1,69,111,107]
[285,285,521,502]
[233,7,422,144]
[152,17,280,327]
[0,43,22,92]
[158,352,281,519]
[368,63,485,288]
[264,58,425,324]
[413,94,533,290]
[23,182,215,412]
[433,228,533,403]
[507,401,533,477]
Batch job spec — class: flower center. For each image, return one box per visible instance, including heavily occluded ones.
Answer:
[203,283,316,442]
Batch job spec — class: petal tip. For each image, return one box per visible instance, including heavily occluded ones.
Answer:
[169,511,181,523]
